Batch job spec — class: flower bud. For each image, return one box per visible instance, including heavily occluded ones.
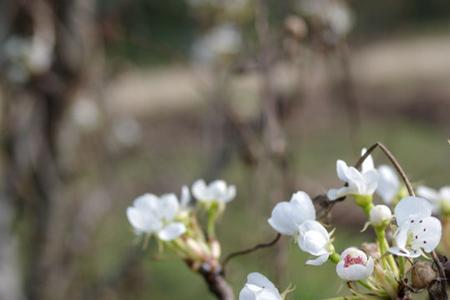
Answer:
[210,239,221,260]
[411,261,437,289]
[360,242,380,260]
[370,205,392,227]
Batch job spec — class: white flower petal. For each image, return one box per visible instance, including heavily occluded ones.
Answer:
[327,187,350,201]
[440,187,450,200]
[126,207,161,234]
[361,148,374,174]
[134,193,159,211]
[239,273,281,300]
[192,179,210,201]
[336,249,373,281]
[340,247,367,263]
[345,167,365,194]
[291,191,316,220]
[247,273,279,292]
[268,191,316,236]
[410,216,442,253]
[223,185,236,202]
[210,180,228,196]
[376,165,400,204]
[395,197,432,225]
[306,253,329,266]
[417,186,439,202]
[158,223,186,241]
[337,160,350,182]
[239,287,257,300]
[388,246,420,258]
[158,194,180,221]
[362,169,378,195]
[180,185,191,207]
[268,202,299,236]
[298,221,329,256]
[394,223,410,249]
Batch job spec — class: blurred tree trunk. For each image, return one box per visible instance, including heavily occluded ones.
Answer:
[0,0,102,299]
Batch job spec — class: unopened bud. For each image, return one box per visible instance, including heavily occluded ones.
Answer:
[186,238,206,259]
[210,239,221,259]
[360,242,380,260]
[370,205,392,227]
[411,261,437,289]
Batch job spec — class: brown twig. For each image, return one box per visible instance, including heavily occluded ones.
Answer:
[429,251,448,300]
[321,142,415,220]
[221,233,281,271]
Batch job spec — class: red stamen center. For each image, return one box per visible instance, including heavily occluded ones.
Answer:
[344,255,364,268]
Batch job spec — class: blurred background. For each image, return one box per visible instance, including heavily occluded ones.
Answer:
[0,0,449,299]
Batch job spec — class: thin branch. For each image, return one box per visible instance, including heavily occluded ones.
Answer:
[375,142,415,197]
[221,234,281,270]
[321,142,415,220]
[352,142,414,197]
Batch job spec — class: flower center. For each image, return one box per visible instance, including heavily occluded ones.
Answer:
[344,255,364,268]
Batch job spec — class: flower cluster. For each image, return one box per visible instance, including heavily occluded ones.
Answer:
[238,147,445,299]
[125,144,448,300]
[126,179,235,264]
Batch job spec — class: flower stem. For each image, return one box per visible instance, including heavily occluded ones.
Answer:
[375,227,398,276]
[398,256,405,278]
[329,252,341,264]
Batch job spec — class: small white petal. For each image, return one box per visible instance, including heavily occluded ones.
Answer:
[417,186,439,202]
[362,169,378,195]
[440,187,450,200]
[180,185,191,207]
[327,187,350,201]
[345,167,365,194]
[192,179,210,201]
[395,196,432,225]
[223,185,236,202]
[134,193,159,211]
[158,223,186,241]
[410,216,442,253]
[291,191,316,220]
[158,194,180,221]
[239,273,281,300]
[306,253,329,266]
[337,160,350,182]
[361,148,374,174]
[298,221,329,256]
[239,287,257,300]
[126,207,161,234]
[336,249,373,281]
[268,191,316,236]
[388,246,420,258]
[394,223,410,249]
[376,165,400,204]
[268,202,299,236]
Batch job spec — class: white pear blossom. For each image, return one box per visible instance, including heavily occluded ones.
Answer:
[376,165,401,204]
[127,193,186,241]
[192,179,236,204]
[239,272,281,300]
[369,205,392,227]
[298,220,332,266]
[360,148,374,174]
[417,185,450,215]
[268,191,315,236]
[179,185,191,209]
[336,248,374,281]
[389,197,442,258]
[327,158,378,201]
